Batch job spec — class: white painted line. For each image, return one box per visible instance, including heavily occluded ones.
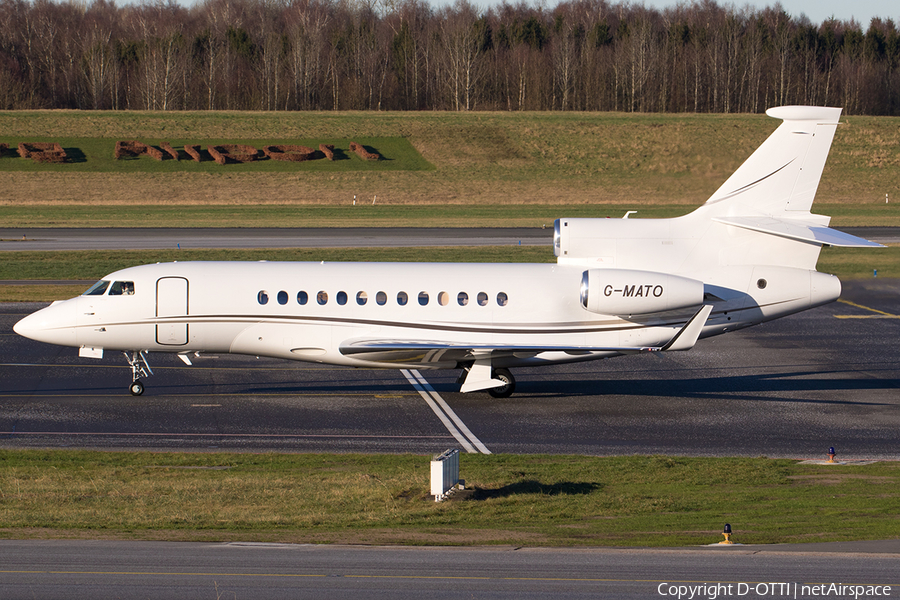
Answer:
[402,369,490,454]
[409,370,491,455]
[402,369,476,453]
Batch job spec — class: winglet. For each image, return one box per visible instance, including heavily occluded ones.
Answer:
[661,305,713,352]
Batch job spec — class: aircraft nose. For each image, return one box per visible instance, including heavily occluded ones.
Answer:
[13,299,78,347]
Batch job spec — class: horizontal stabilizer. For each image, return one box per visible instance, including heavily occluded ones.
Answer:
[714,216,885,248]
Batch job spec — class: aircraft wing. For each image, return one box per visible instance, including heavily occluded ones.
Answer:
[339,305,713,365]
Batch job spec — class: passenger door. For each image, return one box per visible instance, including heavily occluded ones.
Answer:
[156,277,188,345]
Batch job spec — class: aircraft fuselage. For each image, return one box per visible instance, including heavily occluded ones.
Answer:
[15,260,840,371]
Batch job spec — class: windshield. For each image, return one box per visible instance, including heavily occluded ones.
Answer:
[83,280,110,296]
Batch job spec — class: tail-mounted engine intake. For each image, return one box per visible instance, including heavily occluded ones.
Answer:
[580,269,704,316]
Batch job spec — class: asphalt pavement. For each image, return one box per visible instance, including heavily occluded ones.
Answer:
[1,540,898,600]
[2,278,899,457]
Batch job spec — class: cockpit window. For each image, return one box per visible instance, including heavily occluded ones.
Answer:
[109,281,135,296]
[83,280,110,296]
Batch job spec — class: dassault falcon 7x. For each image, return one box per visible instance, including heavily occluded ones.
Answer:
[14,106,882,397]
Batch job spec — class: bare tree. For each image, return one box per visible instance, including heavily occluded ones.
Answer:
[284,0,329,109]
[0,0,898,114]
[440,1,488,111]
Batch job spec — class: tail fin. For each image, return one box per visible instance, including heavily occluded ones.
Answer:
[698,106,881,249]
[704,106,841,215]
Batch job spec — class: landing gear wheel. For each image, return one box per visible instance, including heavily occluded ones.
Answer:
[129,380,145,396]
[488,368,515,398]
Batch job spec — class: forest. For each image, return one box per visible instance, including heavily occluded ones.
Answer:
[0,0,898,114]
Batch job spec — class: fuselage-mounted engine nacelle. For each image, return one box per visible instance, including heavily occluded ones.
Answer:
[580,269,705,317]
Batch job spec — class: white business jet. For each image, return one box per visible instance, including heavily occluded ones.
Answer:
[14,106,882,397]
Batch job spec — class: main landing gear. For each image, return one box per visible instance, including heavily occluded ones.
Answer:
[458,362,518,397]
[124,351,153,396]
[487,368,515,398]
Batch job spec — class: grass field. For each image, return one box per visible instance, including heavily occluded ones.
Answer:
[2,450,899,547]
[1,110,898,208]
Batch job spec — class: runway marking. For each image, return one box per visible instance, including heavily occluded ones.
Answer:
[835,299,900,319]
[0,392,417,398]
[0,568,667,583]
[0,362,361,373]
[401,369,490,455]
[0,431,451,440]
[4,569,892,587]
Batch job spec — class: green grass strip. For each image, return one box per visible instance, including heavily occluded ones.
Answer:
[1,450,898,547]
[0,247,553,281]
[1,204,899,228]
[0,204,694,228]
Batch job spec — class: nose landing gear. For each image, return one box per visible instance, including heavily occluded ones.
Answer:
[124,351,153,396]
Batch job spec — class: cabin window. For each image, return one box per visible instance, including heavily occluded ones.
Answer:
[298,291,308,305]
[109,281,135,296]
[497,292,508,306]
[317,291,328,305]
[376,291,387,305]
[477,292,489,306]
[357,291,368,305]
[337,291,348,305]
[418,291,429,306]
[277,291,288,305]
[438,291,449,306]
[397,291,408,306]
[258,291,269,305]
[84,280,110,296]
[457,292,469,306]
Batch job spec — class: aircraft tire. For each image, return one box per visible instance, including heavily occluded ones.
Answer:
[488,368,515,398]
[129,380,144,396]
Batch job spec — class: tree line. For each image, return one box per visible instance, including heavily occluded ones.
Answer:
[1,0,898,114]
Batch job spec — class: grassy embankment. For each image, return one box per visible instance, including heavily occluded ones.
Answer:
[2,450,900,547]
[1,110,898,210]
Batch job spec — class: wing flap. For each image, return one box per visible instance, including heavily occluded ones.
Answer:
[339,306,714,364]
[340,340,664,363]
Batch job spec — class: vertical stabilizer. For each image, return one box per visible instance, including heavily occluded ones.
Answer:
[704,106,842,216]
